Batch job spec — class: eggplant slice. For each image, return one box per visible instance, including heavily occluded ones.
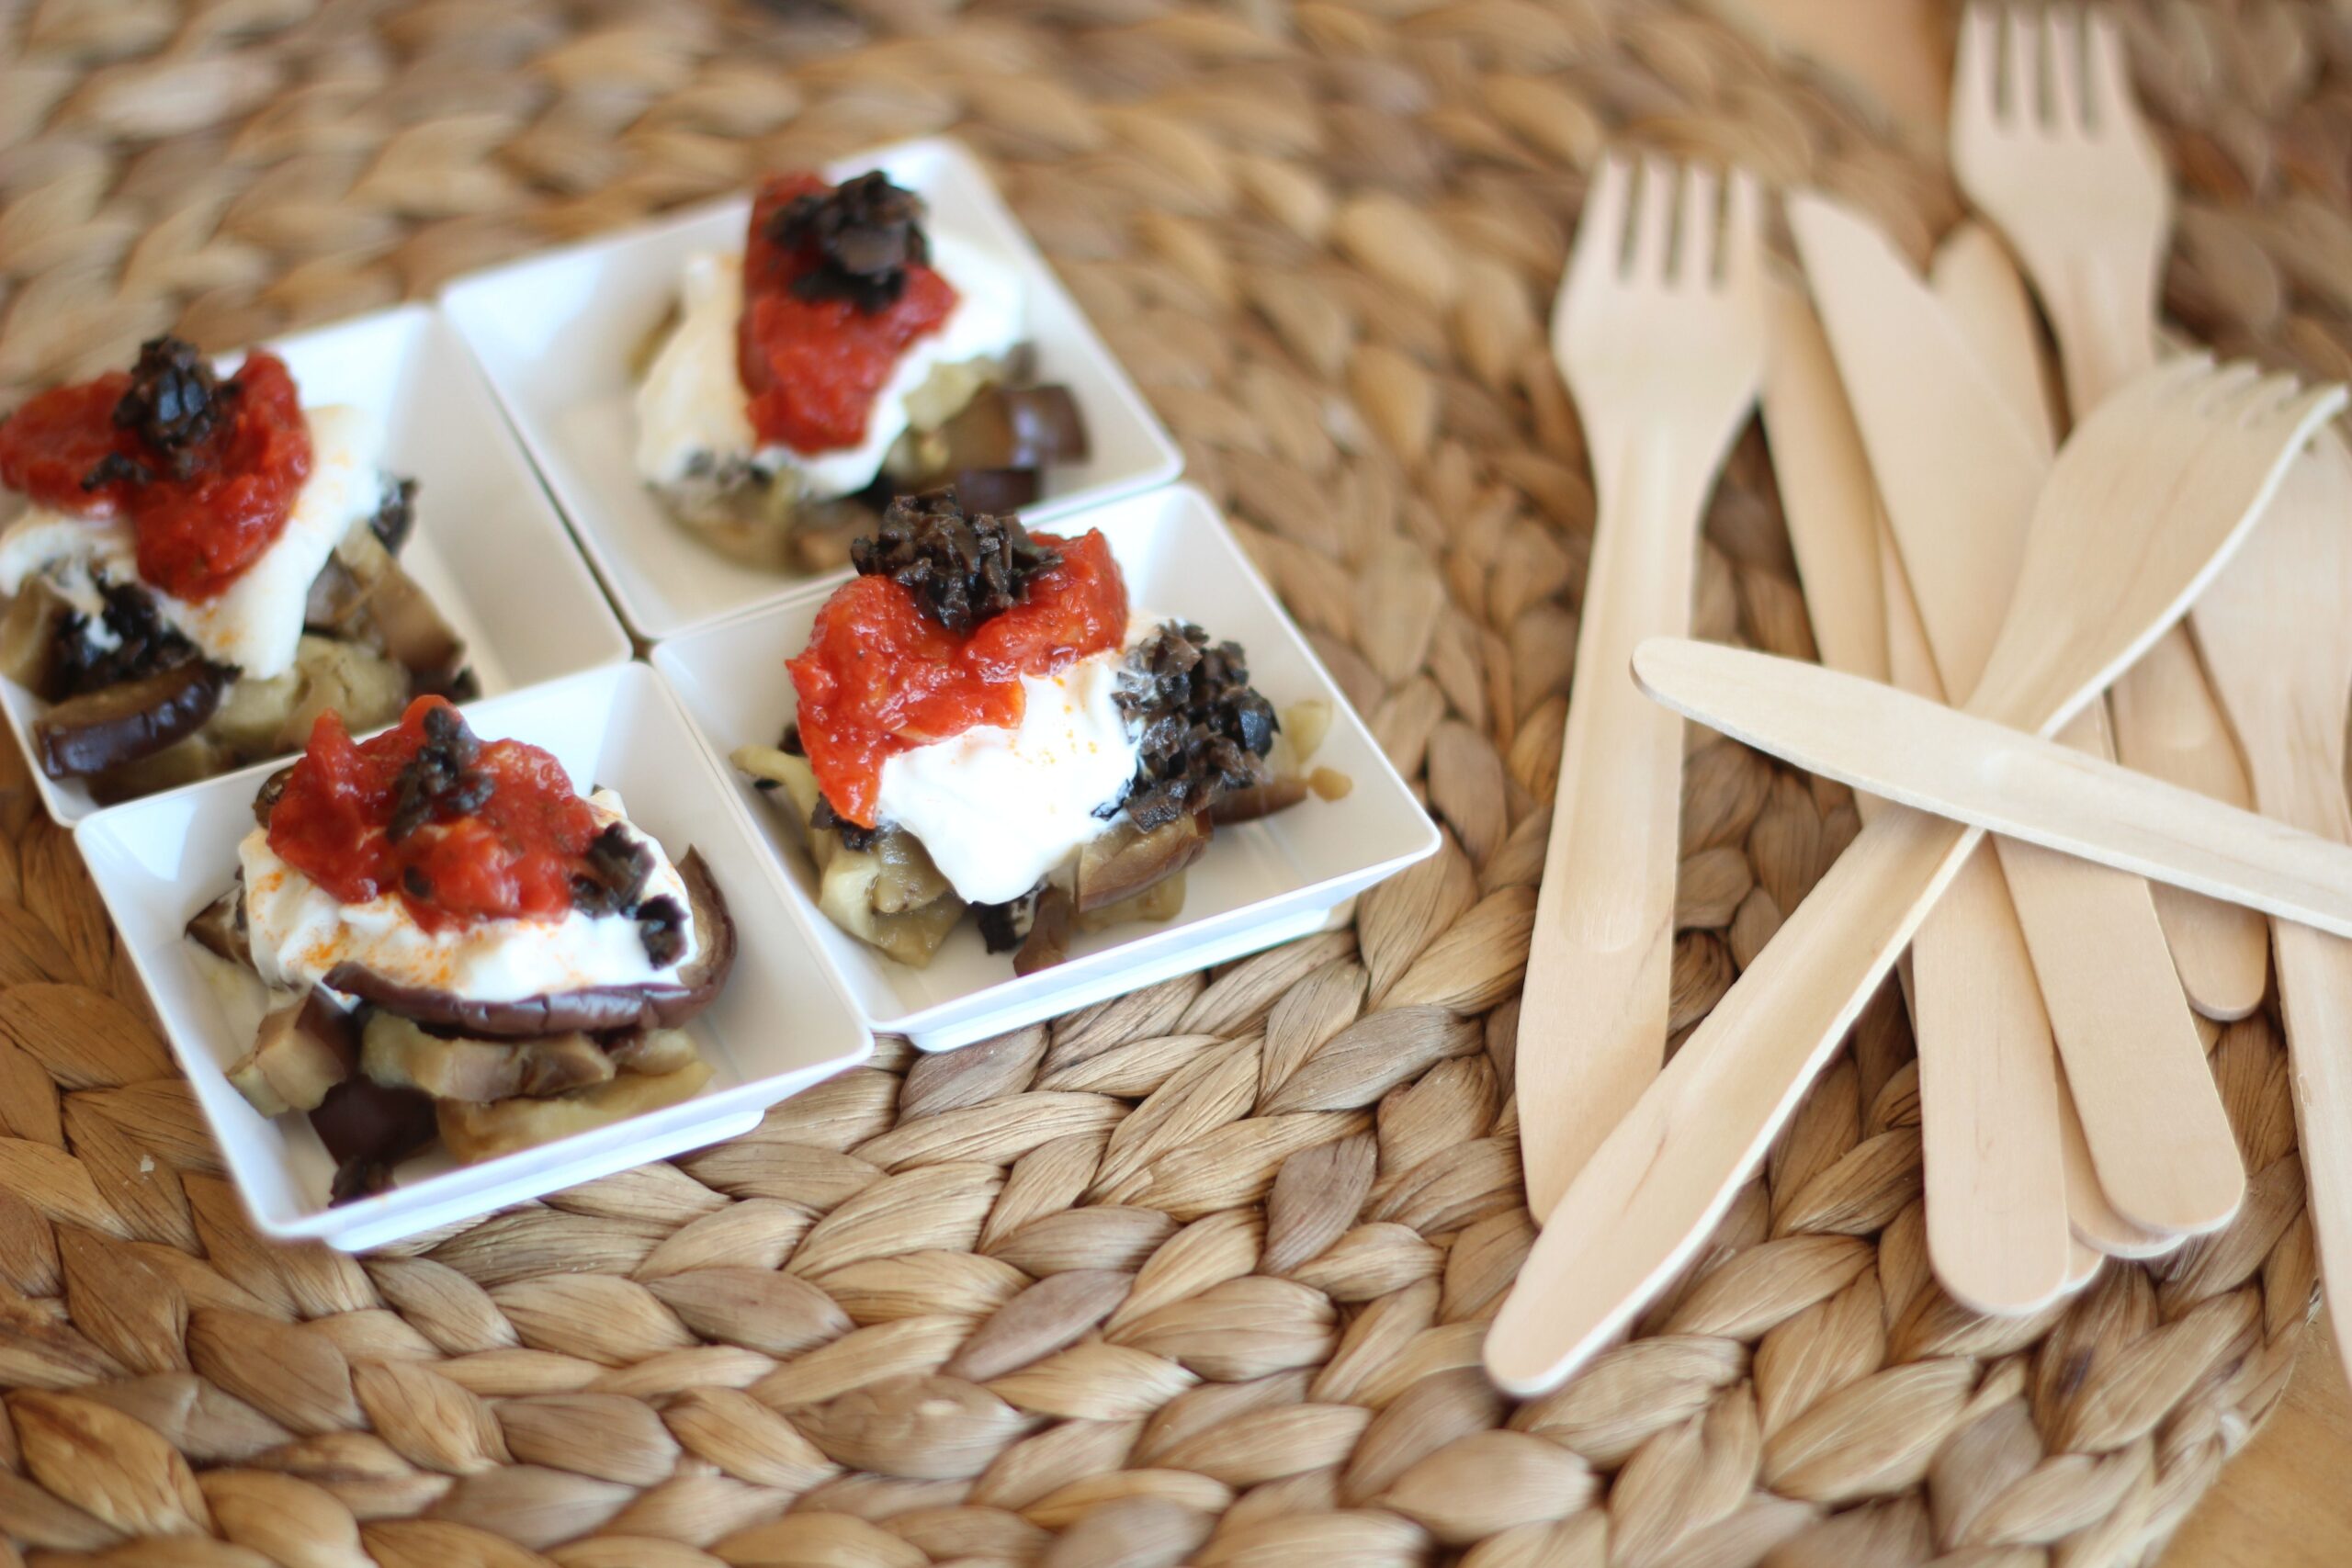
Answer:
[323,850,736,1038]
[36,661,225,779]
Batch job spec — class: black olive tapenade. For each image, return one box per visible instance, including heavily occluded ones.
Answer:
[386,704,490,842]
[851,488,1061,637]
[43,579,208,701]
[773,171,932,313]
[1114,622,1280,830]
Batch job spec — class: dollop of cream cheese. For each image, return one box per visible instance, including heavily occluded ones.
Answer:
[633,229,1027,499]
[238,789,699,1004]
[0,405,386,682]
[874,644,1142,907]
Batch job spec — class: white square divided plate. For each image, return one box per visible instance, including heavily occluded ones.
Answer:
[653,485,1442,1052]
[75,662,872,1252]
[3,303,632,826]
[439,135,1182,642]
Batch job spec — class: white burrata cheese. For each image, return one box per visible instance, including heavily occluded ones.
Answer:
[0,404,386,682]
[633,229,1027,499]
[238,789,700,1004]
[874,643,1142,907]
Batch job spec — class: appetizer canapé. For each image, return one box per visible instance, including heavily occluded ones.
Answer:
[734,491,1344,973]
[0,336,472,802]
[635,171,1089,572]
[188,696,735,1201]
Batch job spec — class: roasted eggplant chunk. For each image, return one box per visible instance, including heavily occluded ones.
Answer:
[36,661,226,779]
[225,990,358,1118]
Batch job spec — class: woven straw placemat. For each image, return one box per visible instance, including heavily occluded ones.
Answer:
[1,2,2345,1564]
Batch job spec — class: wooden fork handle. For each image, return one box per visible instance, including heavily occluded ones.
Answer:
[2054,256,2270,1022]
[1518,433,1706,1220]
[1487,803,1977,1395]
[2110,632,2271,1021]
[2270,918,2352,1382]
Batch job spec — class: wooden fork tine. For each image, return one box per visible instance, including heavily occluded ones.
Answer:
[1675,164,1718,288]
[2005,5,2038,129]
[1724,168,1762,288]
[2044,8,2086,134]
[2190,362,2267,417]
[1564,157,1633,307]
[1633,156,1675,280]
[2086,9,2135,131]
[2224,373,2314,431]
[2273,382,2346,435]
[1957,4,2001,121]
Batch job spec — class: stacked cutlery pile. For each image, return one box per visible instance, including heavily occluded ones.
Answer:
[1493,5,2352,1399]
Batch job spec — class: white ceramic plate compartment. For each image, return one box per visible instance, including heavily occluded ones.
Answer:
[652,485,1442,1052]
[440,136,1183,641]
[76,663,871,1251]
[2,304,632,824]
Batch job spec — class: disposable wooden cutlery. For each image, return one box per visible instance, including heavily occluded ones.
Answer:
[1485,356,2343,1397]
[1763,281,2071,1313]
[1519,154,1767,1220]
[1629,637,2352,938]
[1792,193,2242,1247]
[1953,1,2269,1021]
[2195,431,2352,1381]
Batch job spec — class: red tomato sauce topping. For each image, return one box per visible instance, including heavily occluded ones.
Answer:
[737,174,958,455]
[789,528,1128,828]
[0,352,312,604]
[268,696,599,933]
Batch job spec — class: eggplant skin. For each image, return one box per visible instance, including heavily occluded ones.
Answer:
[322,850,737,1039]
[36,662,226,779]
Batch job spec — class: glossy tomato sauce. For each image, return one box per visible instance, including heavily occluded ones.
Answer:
[268,696,598,933]
[737,174,958,455]
[0,352,311,603]
[789,528,1128,828]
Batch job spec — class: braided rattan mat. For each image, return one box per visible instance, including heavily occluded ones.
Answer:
[2,2,2346,1564]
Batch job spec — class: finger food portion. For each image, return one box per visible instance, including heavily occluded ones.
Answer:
[189,694,733,1201]
[0,335,474,803]
[733,491,1339,974]
[634,171,1091,571]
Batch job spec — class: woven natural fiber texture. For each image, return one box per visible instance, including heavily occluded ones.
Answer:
[0,1,2346,1564]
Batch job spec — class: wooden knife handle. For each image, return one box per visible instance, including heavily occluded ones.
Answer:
[1487,803,1976,1394]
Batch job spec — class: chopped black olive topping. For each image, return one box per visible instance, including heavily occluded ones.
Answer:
[773,171,932,312]
[780,724,805,756]
[45,579,206,700]
[974,886,1040,953]
[636,894,688,967]
[809,793,882,853]
[568,818,691,967]
[1115,622,1280,830]
[86,336,238,489]
[572,821,655,916]
[387,704,490,843]
[421,666,481,705]
[851,489,1061,637]
[371,475,419,554]
[402,866,432,899]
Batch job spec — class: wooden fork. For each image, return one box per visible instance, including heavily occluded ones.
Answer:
[1519,155,1767,1220]
[1951,2,2269,1022]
